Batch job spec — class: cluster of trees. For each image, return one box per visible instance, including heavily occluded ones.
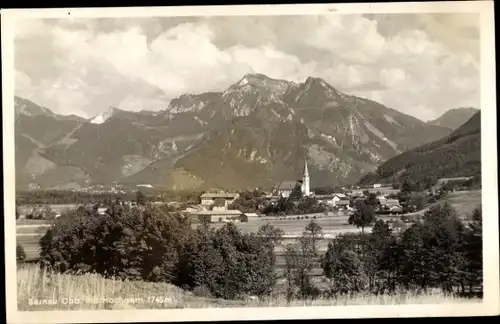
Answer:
[227,190,266,213]
[283,203,482,299]
[38,203,281,299]
[263,185,327,216]
[16,189,204,206]
[16,190,137,206]
[38,200,482,301]
[312,186,344,195]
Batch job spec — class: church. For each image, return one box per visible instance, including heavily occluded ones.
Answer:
[271,160,312,198]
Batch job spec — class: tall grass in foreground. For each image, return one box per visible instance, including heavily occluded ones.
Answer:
[17,264,480,311]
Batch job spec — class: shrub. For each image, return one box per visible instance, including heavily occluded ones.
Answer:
[192,285,213,298]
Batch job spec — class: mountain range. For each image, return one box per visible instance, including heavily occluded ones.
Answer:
[358,111,481,186]
[14,73,476,191]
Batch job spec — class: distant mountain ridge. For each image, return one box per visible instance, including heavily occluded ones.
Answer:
[427,107,479,130]
[15,73,455,190]
[357,111,481,186]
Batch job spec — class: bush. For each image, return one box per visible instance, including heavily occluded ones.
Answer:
[305,216,309,219]
[192,285,213,298]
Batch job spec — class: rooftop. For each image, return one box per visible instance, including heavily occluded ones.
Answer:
[272,181,300,191]
[190,210,243,216]
[243,213,260,217]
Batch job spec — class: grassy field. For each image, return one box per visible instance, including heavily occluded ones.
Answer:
[403,190,482,220]
[17,264,479,311]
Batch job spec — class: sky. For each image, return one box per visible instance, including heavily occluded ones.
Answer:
[14,13,480,121]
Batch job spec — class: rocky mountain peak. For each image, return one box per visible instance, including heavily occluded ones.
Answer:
[290,76,343,106]
[15,96,55,118]
[89,106,121,124]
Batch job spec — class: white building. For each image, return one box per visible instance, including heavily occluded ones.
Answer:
[200,192,240,208]
[317,193,349,207]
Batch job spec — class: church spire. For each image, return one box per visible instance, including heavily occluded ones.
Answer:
[302,158,310,196]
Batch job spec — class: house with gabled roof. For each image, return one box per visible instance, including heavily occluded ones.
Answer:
[200,192,240,208]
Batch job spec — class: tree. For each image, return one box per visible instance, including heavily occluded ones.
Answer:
[289,184,303,202]
[401,179,414,194]
[366,220,396,292]
[397,203,467,293]
[174,223,224,295]
[303,221,324,255]
[176,222,279,299]
[376,235,402,293]
[422,176,437,190]
[409,192,428,211]
[16,244,27,262]
[322,243,368,296]
[463,207,482,294]
[136,190,146,206]
[257,223,284,248]
[366,193,378,206]
[348,202,375,234]
[283,236,316,300]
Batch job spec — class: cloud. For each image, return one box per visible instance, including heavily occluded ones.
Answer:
[13,13,479,121]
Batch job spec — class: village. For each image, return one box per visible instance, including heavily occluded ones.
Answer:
[16,160,474,226]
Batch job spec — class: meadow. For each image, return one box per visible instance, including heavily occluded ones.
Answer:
[402,190,482,220]
[17,264,479,311]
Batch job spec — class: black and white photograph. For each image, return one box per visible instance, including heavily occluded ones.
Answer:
[3,2,498,323]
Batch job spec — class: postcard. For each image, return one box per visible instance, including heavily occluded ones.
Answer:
[2,1,498,323]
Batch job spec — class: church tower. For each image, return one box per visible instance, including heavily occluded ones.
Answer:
[301,159,310,196]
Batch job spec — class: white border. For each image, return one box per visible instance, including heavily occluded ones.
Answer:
[2,1,498,323]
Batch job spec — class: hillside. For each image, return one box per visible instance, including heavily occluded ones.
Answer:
[358,111,481,186]
[15,74,452,190]
[427,107,480,130]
